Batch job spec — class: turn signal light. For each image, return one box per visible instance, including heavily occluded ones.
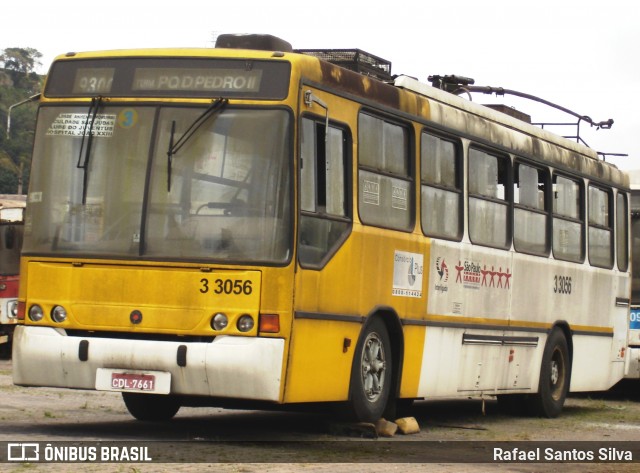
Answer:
[259,314,280,333]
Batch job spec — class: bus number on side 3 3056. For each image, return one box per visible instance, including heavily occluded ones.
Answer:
[199,278,253,295]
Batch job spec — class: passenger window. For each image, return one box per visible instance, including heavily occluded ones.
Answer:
[588,185,613,268]
[358,112,412,231]
[299,117,350,267]
[552,175,584,263]
[514,163,549,255]
[468,148,510,249]
[617,192,629,272]
[420,132,461,240]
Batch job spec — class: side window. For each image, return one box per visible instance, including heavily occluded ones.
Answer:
[588,185,613,268]
[513,162,549,255]
[552,174,584,263]
[420,131,462,240]
[468,148,510,249]
[358,112,412,231]
[298,117,350,267]
[616,191,629,272]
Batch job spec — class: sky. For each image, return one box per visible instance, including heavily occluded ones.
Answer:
[3,0,639,172]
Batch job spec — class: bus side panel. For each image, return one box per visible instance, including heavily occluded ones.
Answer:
[417,326,541,398]
[510,251,627,392]
[570,335,624,391]
[427,241,512,322]
[398,324,426,399]
[419,241,520,396]
[416,326,463,397]
[283,318,361,403]
[420,239,628,397]
[287,227,428,403]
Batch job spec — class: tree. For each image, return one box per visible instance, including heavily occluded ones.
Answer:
[0,47,43,194]
[1,47,41,72]
[1,47,42,91]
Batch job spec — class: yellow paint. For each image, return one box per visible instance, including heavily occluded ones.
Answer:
[284,319,362,402]
[399,324,427,398]
[24,260,279,337]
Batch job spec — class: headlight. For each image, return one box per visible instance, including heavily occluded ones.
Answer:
[237,315,254,332]
[51,305,68,323]
[211,313,228,331]
[28,304,44,322]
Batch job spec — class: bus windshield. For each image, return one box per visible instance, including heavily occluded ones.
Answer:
[24,105,292,264]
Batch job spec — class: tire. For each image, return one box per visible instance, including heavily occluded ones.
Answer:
[122,392,180,421]
[349,318,393,423]
[528,329,570,418]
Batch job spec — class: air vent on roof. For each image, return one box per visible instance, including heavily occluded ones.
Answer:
[296,49,392,81]
[484,104,531,123]
[215,34,293,52]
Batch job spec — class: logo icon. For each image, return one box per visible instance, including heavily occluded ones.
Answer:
[8,443,40,461]
[408,257,417,286]
[436,257,448,282]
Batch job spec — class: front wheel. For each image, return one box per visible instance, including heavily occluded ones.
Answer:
[122,392,181,421]
[528,329,570,418]
[349,318,392,423]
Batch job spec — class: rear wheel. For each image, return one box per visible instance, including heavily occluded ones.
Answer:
[122,392,180,421]
[349,318,392,423]
[527,329,570,417]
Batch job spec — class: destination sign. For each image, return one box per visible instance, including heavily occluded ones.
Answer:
[72,68,115,94]
[45,57,290,99]
[132,68,262,93]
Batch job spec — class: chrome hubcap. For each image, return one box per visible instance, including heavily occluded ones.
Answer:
[361,332,386,402]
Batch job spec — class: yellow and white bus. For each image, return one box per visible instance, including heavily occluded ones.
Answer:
[626,171,640,378]
[13,34,630,422]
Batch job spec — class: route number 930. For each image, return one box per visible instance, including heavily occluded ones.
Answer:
[200,278,253,295]
[553,275,572,295]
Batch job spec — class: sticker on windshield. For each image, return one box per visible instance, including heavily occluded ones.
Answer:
[118,109,138,129]
[46,113,116,137]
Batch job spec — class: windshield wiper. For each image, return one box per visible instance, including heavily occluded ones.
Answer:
[76,96,103,204]
[167,98,228,191]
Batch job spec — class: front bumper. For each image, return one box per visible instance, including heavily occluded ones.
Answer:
[12,325,284,401]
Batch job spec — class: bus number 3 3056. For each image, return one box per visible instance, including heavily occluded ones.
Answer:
[200,278,253,295]
[553,275,572,295]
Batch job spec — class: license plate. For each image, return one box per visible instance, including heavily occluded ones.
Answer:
[112,372,155,391]
[96,368,171,394]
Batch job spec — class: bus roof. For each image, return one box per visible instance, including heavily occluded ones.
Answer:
[47,43,628,189]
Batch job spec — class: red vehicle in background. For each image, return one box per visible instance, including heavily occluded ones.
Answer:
[0,205,24,358]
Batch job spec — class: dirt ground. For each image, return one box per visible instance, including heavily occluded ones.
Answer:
[1,357,640,472]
